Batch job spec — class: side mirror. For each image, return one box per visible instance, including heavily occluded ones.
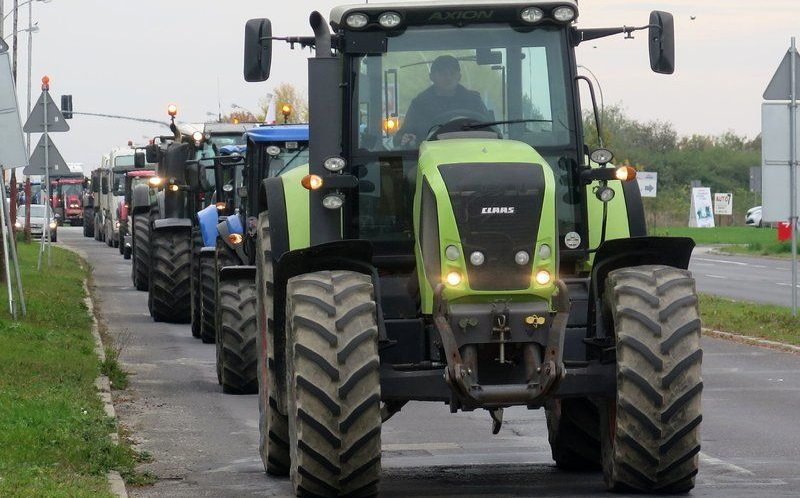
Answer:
[244,18,273,82]
[134,151,146,168]
[649,11,675,74]
[145,144,160,164]
[238,186,248,199]
[185,163,202,191]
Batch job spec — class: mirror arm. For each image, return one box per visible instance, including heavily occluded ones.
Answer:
[575,24,653,44]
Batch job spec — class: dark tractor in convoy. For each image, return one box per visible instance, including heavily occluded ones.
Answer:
[244,2,700,496]
[119,169,156,260]
[211,125,309,395]
[83,170,99,238]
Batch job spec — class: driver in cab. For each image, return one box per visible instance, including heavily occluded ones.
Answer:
[397,55,488,147]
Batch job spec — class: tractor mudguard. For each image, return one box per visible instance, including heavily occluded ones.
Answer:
[152,218,192,231]
[197,204,219,247]
[131,184,151,216]
[199,247,216,255]
[217,217,247,263]
[587,236,695,337]
[226,214,244,236]
[219,265,256,283]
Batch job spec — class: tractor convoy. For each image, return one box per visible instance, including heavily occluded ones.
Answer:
[80,1,703,496]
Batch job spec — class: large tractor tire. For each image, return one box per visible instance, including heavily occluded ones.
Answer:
[255,212,290,476]
[83,212,94,238]
[199,255,217,344]
[285,270,382,497]
[546,398,602,470]
[600,265,702,493]
[94,214,102,241]
[148,228,192,323]
[216,277,258,394]
[132,214,151,292]
[190,228,203,339]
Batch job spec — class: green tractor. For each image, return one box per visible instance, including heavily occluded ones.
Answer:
[245,2,701,495]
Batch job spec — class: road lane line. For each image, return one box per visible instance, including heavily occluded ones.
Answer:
[694,257,749,266]
[699,452,753,476]
[705,274,728,279]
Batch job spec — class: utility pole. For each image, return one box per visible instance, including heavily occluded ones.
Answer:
[12,0,17,79]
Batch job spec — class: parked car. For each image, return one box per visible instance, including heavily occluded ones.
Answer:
[15,204,58,242]
[745,205,762,227]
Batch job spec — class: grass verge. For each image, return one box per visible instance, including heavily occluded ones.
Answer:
[700,294,800,346]
[0,242,149,497]
[654,226,790,256]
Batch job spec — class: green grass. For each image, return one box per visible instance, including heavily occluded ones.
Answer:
[700,294,800,346]
[0,242,146,497]
[654,226,791,256]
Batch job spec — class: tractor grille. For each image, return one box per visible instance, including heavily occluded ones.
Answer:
[440,163,545,291]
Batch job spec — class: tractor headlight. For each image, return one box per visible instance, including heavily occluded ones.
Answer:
[469,251,485,266]
[228,233,243,245]
[169,184,180,192]
[215,202,227,210]
[322,193,344,210]
[553,6,576,22]
[445,271,462,287]
[596,185,616,203]
[539,244,552,260]
[14,221,21,230]
[266,145,281,157]
[324,157,346,172]
[515,251,530,266]
[535,270,552,286]
[49,221,57,230]
[192,131,203,145]
[345,12,369,29]
[520,7,544,23]
[378,11,402,28]
[148,177,162,187]
[445,245,460,261]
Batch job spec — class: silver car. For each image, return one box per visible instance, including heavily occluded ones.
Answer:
[15,204,58,242]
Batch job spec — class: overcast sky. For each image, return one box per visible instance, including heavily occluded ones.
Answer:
[3,0,798,173]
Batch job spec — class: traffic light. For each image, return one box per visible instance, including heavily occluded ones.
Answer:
[61,94,73,119]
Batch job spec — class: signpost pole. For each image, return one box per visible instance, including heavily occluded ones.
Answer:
[791,38,798,316]
[36,80,49,270]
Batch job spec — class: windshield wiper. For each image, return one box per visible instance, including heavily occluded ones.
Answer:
[462,118,553,130]
[272,146,309,177]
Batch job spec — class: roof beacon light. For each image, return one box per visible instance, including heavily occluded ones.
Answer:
[346,12,369,29]
[520,7,544,23]
[167,104,178,117]
[379,12,402,28]
[553,6,576,22]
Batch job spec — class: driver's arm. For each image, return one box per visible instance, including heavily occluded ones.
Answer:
[395,96,424,146]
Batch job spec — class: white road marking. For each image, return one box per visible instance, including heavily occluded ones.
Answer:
[705,274,728,279]
[383,442,460,451]
[694,257,749,266]
[699,452,753,476]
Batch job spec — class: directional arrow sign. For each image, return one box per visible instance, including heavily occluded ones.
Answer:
[23,135,69,175]
[637,171,658,198]
[23,91,69,133]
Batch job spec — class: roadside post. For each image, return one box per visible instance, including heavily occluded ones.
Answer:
[637,171,658,233]
[23,75,70,270]
[762,38,800,315]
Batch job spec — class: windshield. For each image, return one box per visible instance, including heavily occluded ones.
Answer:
[61,183,82,199]
[115,155,134,167]
[355,25,573,152]
[270,143,310,177]
[113,172,126,196]
[197,134,248,188]
[18,205,52,219]
[350,24,581,248]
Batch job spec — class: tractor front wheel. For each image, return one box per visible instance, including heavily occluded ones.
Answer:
[285,270,382,497]
[199,255,217,344]
[216,277,258,394]
[546,398,602,471]
[601,265,702,493]
[132,214,151,292]
[148,228,191,323]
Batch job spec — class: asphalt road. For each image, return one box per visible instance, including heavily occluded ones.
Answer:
[689,247,795,307]
[61,227,800,497]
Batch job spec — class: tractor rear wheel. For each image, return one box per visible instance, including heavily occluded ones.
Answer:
[546,398,602,470]
[601,265,702,493]
[190,229,203,338]
[255,212,290,476]
[199,255,217,344]
[217,276,258,394]
[285,270,382,497]
[132,214,151,292]
[148,228,191,323]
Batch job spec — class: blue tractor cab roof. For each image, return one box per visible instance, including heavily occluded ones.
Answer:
[246,124,309,144]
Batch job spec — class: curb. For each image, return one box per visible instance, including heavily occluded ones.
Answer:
[63,244,129,498]
[703,327,800,355]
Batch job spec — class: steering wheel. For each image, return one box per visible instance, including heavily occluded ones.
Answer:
[425,108,498,141]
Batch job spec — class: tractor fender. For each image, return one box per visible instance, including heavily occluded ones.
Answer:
[219,265,256,283]
[217,216,247,263]
[152,218,192,231]
[199,246,216,256]
[131,184,151,215]
[587,236,695,337]
[197,204,219,247]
